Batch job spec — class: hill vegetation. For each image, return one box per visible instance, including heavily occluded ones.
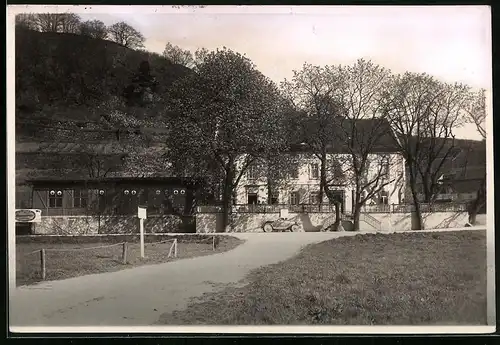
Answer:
[15,28,190,124]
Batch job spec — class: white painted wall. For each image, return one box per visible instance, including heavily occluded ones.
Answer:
[196,211,470,233]
[234,152,406,211]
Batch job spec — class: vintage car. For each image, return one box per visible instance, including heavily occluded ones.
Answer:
[262,218,300,232]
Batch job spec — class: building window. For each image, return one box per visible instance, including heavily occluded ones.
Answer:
[289,191,299,205]
[309,191,320,204]
[270,191,279,205]
[310,163,319,179]
[380,190,389,205]
[48,190,63,208]
[381,155,390,176]
[73,189,88,208]
[291,163,299,179]
[247,164,258,180]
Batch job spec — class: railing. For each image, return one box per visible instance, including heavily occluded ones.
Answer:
[359,213,381,231]
[197,204,336,214]
[361,202,468,213]
[198,202,469,214]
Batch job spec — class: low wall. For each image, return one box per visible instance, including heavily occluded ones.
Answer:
[197,212,353,233]
[370,212,469,232]
[196,211,470,233]
[32,215,193,235]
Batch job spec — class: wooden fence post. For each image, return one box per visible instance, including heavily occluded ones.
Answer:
[174,239,178,258]
[122,242,128,264]
[40,249,46,280]
[212,235,215,251]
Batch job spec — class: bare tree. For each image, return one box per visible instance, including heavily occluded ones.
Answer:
[35,13,61,32]
[465,89,486,139]
[464,88,487,224]
[162,42,195,68]
[35,13,81,33]
[79,20,108,40]
[281,64,346,227]
[59,13,81,34]
[385,73,469,229]
[334,59,401,231]
[15,14,39,31]
[107,21,145,49]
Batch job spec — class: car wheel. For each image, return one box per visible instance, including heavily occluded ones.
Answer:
[263,222,274,233]
[290,224,299,232]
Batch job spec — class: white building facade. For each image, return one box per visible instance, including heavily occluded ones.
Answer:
[234,151,407,214]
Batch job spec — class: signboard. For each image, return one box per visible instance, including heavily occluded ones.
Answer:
[138,207,147,219]
[15,209,42,223]
[280,209,289,219]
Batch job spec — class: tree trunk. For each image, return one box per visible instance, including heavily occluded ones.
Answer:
[469,212,477,225]
[221,169,234,233]
[469,175,486,224]
[334,201,340,228]
[408,169,424,230]
[267,178,273,204]
[353,183,362,231]
[353,205,361,232]
[319,153,327,203]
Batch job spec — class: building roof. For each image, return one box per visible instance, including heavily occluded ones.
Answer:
[291,117,400,154]
[15,142,167,155]
[25,176,202,186]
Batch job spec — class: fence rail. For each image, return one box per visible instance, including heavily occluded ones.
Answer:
[198,202,469,214]
[360,203,468,213]
[197,204,336,214]
[17,235,220,284]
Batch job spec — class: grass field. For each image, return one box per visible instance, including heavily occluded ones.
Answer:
[16,236,243,286]
[158,230,487,325]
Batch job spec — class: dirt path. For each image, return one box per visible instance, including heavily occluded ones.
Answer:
[10,232,346,327]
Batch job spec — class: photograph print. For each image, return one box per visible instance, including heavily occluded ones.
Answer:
[7,5,495,334]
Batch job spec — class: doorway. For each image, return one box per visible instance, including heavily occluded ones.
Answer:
[247,192,258,205]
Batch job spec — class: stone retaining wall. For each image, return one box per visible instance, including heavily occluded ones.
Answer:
[196,211,470,233]
[33,215,190,235]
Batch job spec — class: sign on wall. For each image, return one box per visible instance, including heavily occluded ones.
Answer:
[138,206,147,219]
[15,209,42,223]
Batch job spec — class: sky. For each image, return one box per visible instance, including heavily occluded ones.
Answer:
[10,5,492,140]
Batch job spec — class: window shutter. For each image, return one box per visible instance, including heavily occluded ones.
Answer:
[33,190,47,209]
[65,189,74,208]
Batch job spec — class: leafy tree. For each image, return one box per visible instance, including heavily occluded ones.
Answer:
[162,42,195,68]
[107,21,145,49]
[384,73,470,229]
[79,20,108,40]
[123,60,159,106]
[165,48,288,232]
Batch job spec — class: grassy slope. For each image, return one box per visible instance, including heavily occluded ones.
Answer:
[158,231,487,325]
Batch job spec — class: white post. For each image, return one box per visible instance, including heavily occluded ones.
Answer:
[388,204,393,233]
[138,206,147,258]
[140,218,145,258]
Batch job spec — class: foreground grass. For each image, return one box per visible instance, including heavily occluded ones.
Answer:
[17,236,243,286]
[159,231,487,325]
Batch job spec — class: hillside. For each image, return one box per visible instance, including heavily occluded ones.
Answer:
[14,29,190,183]
[15,28,190,122]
